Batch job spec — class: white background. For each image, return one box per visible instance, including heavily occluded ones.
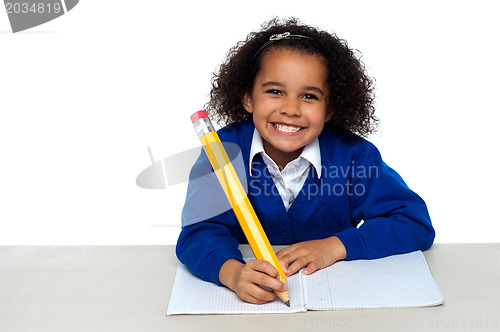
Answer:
[1,0,499,245]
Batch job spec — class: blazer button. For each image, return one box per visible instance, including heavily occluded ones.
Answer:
[281,231,290,239]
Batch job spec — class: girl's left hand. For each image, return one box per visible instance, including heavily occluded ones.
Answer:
[276,236,347,276]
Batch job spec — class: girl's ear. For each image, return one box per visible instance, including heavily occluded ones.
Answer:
[325,111,332,123]
[242,92,253,113]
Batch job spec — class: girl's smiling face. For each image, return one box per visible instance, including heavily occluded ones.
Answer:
[243,48,330,168]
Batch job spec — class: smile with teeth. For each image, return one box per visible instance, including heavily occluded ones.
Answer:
[273,123,303,133]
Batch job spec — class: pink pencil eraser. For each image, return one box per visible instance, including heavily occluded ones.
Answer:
[190,110,208,123]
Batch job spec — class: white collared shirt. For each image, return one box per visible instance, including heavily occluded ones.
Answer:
[249,129,322,211]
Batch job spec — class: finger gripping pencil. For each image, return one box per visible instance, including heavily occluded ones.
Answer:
[191,110,290,307]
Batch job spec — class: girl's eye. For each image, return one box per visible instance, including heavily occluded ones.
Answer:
[266,89,282,95]
[303,93,318,100]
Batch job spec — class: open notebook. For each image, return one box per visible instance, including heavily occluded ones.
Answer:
[167,251,443,315]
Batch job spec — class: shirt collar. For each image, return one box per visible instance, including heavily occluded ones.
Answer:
[248,128,322,178]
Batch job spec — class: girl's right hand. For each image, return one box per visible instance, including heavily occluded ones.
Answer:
[219,259,288,304]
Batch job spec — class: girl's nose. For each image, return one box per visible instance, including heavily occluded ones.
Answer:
[280,98,301,117]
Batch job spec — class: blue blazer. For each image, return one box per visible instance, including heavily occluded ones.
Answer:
[176,121,434,285]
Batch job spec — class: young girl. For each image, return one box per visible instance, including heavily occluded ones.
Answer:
[176,17,434,305]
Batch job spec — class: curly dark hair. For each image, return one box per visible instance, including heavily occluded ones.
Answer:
[206,17,378,137]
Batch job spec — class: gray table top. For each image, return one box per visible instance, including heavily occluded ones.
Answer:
[1,244,499,332]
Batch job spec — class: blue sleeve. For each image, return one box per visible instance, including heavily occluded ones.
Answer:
[175,148,245,286]
[334,142,435,260]
[176,218,245,286]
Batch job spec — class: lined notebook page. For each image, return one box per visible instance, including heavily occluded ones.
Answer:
[301,251,443,310]
[167,251,443,315]
[166,262,305,315]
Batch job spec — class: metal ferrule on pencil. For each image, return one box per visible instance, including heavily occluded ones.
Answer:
[192,116,214,139]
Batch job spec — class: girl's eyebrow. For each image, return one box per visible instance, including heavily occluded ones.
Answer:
[261,81,325,96]
[261,81,284,88]
[304,86,325,97]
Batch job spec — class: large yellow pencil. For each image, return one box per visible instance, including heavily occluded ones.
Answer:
[191,110,290,306]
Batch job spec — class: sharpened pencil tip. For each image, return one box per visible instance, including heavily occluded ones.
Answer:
[285,301,290,307]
